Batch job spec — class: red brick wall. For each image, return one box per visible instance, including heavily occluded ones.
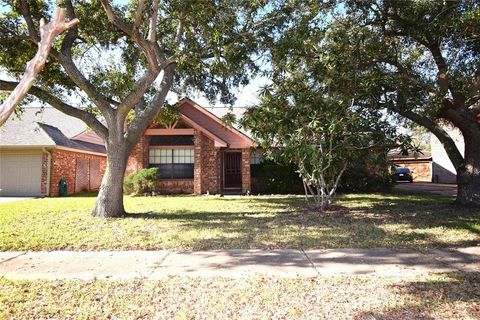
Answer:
[241,148,251,193]
[126,136,149,176]
[41,152,49,195]
[194,130,202,194]
[128,131,261,195]
[394,160,432,182]
[156,180,194,194]
[194,130,221,194]
[50,149,107,196]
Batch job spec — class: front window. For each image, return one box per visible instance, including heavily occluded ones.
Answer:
[250,150,263,178]
[149,148,194,179]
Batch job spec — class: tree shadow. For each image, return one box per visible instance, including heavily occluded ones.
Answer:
[119,193,479,250]
[354,272,480,320]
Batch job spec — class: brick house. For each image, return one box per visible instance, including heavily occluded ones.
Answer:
[1,99,257,196]
[388,149,433,182]
[0,108,106,196]
[126,98,255,194]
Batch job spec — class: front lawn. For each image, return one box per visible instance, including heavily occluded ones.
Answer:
[0,193,479,251]
[1,273,479,319]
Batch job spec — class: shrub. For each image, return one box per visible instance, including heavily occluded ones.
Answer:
[255,161,303,194]
[338,166,394,193]
[123,168,160,195]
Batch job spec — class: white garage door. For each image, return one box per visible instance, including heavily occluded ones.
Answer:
[0,152,43,196]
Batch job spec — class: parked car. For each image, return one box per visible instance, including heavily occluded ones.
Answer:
[395,167,414,182]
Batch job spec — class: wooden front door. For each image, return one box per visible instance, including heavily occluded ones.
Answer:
[224,152,242,189]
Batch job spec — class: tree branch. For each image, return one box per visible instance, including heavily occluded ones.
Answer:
[16,1,115,113]
[0,80,108,140]
[100,0,165,116]
[147,0,160,43]
[392,106,464,169]
[0,8,79,126]
[60,0,80,56]
[134,0,146,30]
[125,65,176,152]
[18,0,40,42]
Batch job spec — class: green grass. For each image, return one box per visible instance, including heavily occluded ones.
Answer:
[1,273,479,319]
[0,192,479,251]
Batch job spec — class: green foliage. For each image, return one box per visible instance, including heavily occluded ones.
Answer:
[241,75,400,209]
[220,110,237,128]
[123,168,159,195]
[339,167,394,193]
[317,1,480,130]
[0,0,274,105]
[256,161,303,194]
[151,104,181,128]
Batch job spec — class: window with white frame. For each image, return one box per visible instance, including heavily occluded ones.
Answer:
[250,150,263,177]
[149,149,194,179]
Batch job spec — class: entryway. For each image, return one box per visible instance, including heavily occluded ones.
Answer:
[223,152,242,191]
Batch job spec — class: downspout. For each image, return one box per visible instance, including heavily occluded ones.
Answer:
[43,148,52,197]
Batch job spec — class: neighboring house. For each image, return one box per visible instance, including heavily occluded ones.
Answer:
[0,98,257,196]
[430,127,464,184]
[0,108,106,197]
[388,149,432,182]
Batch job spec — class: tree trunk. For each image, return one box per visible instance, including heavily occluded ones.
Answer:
[455,141,480,207]
[92,143,128,218]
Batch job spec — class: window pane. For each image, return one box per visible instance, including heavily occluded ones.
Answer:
[155,164,172,179]
[251,151,262,164]
[172,164,194,179]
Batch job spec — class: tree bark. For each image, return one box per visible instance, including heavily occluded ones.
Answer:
[92,132,129,218]
[455,137,480,207]
[0,8,78,126]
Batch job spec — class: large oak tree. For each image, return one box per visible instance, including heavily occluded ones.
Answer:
[270,0,480,206]
[330,0,480,206]
[0,0,276,217]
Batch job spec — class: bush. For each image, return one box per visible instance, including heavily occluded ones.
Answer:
[338,166,394,193]
[255,161,303,194]
[123,168,160,195]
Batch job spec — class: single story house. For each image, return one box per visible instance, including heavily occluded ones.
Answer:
[0,108,107,196]
[125,98,255,194]
[388,149,433,182]
[0,98,258,196]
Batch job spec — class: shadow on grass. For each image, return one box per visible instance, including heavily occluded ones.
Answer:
[354,272,480,320]
[118,193,480,250]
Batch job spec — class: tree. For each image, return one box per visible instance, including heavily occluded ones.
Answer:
[320,0,480,206]
[0,0,272,217]
[0,8,78,126]
[241,74,401,211]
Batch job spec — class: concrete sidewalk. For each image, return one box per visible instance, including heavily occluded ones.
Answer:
[0,247,478,280]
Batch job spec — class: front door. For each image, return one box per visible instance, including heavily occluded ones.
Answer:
[224,152,242,189]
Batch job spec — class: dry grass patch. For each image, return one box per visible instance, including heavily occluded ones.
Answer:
[1,273,479,319]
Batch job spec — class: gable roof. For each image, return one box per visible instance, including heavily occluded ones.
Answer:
[0,107,105,154]
[38,123,106,154]
[0,107,87,147]
[177,98,254,148]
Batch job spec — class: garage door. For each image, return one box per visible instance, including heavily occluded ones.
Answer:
[0,152,43,196]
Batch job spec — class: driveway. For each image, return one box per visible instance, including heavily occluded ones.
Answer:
[0,197,32,204]
[394,182,457,197]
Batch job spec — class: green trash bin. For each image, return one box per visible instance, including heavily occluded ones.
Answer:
[59,178,68,197]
